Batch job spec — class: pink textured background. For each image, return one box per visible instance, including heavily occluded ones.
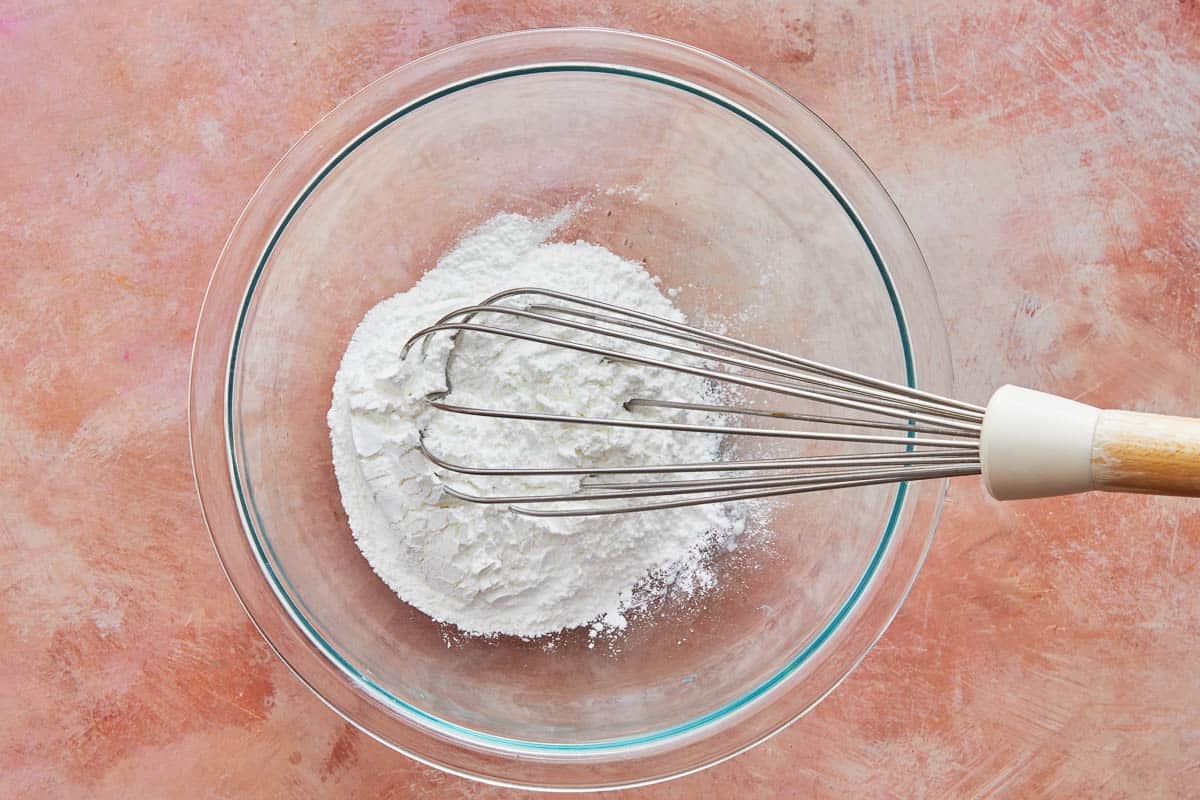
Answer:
[3,2,1199,797]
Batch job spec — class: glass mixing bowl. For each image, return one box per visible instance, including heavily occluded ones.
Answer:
[189,28,953,791]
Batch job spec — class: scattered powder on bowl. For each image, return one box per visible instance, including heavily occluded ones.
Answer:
[328,210,746,638]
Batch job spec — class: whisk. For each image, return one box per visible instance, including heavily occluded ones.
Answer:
[401,288,1200,516]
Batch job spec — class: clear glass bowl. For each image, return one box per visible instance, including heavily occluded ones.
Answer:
[189,28,952,791]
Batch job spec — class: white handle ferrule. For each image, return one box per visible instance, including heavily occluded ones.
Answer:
[980,385,1100,500]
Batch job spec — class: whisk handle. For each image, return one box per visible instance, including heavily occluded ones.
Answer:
[1091,410,1200,496]
[981,386,1200,500]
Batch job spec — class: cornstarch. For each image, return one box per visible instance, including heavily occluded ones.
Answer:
[328,210,746,637]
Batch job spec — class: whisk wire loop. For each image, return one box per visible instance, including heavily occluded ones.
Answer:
[402,288,982,516]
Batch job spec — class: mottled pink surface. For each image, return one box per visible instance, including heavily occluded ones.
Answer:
[3,2,1199,797]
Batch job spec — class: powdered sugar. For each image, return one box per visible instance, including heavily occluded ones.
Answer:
[328,210,746,638]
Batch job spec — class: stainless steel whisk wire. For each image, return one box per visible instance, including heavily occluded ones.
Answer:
[401,288,985,516]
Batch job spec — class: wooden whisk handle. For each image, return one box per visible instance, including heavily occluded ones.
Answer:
[1091,410,1200,496]
[981,386,1200,500]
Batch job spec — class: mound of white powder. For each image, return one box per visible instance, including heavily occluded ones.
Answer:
[328,210,745,637]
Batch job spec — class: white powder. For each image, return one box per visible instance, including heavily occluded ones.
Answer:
[328,210,746,638]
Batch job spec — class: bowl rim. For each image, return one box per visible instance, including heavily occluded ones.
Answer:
[190,26,951,791]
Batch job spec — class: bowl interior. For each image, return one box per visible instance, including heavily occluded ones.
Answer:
[230,68,915,746]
